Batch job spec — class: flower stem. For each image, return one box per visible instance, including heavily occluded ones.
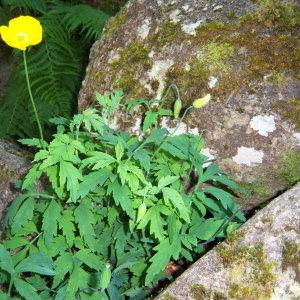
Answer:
[23,51,44,147]
[151,106,193,159]
[158,83,181,109]
[8,277,14,296]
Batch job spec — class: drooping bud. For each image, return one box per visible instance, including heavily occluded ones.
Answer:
[192,94,211,109]
[173,98,182,118]
[99,263,112,290]
[137,203,147,223]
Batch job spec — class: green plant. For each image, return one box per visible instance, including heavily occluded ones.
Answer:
[0,91,245,299]
[0,0,112,139]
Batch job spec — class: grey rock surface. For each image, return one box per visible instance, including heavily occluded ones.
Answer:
[156,182,300,300]
[0,140,32,224]
[78,0,300,210]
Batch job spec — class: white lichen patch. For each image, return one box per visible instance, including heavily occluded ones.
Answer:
[148,50,155,58]
[293,133,300,146]
[131,116,142,135]
[148,59,174,99]
[213,4,223,11]
[250,115,276,137]
[201,148,215,167]
[208,76,218,89]
[169,9,182,23]
[137,18,151,39]
[185,63,191,72]
[108,50,120,64]
[181,19,204,35]
[161,117,187,136]
[232,147,264,166]
[182,4,190,11]
[189,127,199,136]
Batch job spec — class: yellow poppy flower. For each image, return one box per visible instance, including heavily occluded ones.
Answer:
[0,16,42,51]
[192,94,211,109]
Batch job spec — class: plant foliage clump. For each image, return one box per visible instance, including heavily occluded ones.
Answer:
[0,92,245,299]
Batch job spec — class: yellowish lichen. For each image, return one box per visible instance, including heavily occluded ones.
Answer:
[272,98,300,130]
[190,284,226,300]
[217,243,277,299]
[196,21,225,33]
[282,241,300,282]
[163,293,179,300]
[94,70,106,85]
[198,42,235,73]
[239,181,274,200]
[105,7,128,37]
[279,149,300,187]
[148,21,184,47]
[0,163,16,182]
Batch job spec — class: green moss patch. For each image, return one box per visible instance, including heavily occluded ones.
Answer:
[190,284,226,300]
[240,181,274,200]
[282,241,300,282]
[110,41,150,95]
[105,7,128,37]
[217,243,277,299]
[272,98,300,130]
[280,149,300,187]
[148,21,184,47]
[258,0,300,29]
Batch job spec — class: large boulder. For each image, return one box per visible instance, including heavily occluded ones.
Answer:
[157,182,300,300]
[0,140,32,225]
[78,0,300,209]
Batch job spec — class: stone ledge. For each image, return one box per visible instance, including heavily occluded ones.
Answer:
[157,182,300,300]
[0,140,32,224]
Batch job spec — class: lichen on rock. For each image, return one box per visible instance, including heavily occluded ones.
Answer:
[156,183,300,300]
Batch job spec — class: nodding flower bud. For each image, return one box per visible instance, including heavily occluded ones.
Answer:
[173,98,182,118]
[192,94,211,109]
[137,203,147,223]
[99,263,112,290]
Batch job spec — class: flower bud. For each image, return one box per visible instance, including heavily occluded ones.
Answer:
[137,203,147,223]
[173,98,182,118]
[99,263,112,290]
[192,94,211,109]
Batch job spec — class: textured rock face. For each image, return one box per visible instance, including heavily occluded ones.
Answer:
[78,0,300,209]
[156,182,300,300]
[0,140,31,224]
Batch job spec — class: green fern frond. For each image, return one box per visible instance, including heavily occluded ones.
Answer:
[2,0,48,14]
[50,3,110,40]
[0,0,118,138]
[0,4,11,24]
[0,16,85,138]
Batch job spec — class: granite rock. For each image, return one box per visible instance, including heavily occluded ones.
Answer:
[156,182,300,300]
[78,0,300,209]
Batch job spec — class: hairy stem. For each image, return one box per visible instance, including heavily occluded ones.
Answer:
[158,83,181,109]
[8,277,14,296]
[23,51,44,147]
[151,106,193,159]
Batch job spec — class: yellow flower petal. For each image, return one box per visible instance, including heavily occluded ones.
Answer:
[0,25,25,50]
[0,16,42,50]
[192,94,211,109]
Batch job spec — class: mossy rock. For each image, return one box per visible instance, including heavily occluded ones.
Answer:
[0,140,32,229]
[78,0,300,210]
[156,183,300,299]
